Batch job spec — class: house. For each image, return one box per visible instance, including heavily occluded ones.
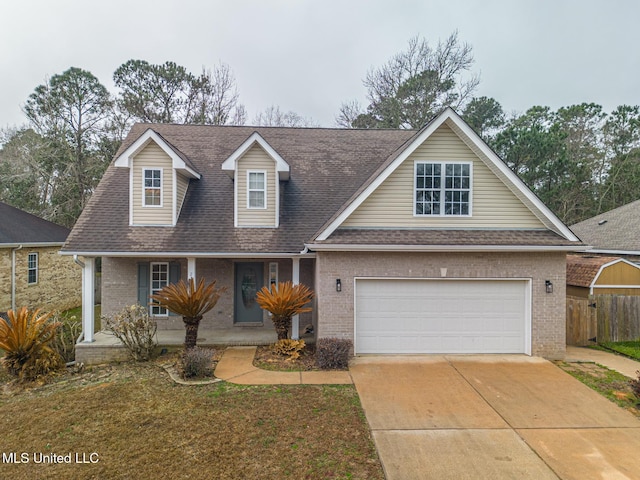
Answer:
[570,199,640,262]
[0,202,81,312]
[61,108,582,361]
[566,255,640,298]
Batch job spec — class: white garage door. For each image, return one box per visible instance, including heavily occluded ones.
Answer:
[355,279,529,354]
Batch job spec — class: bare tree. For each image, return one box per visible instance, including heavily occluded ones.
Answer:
[253,105,318,127]
[339,31,480,129]
[189,64,246,125]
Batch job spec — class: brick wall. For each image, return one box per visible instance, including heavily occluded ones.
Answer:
[315,251,566,359]
[101,257,315,332]
[0,246,81,312]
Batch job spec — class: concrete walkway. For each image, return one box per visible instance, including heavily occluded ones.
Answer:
[565,345,640,378]
[214,346,352,385]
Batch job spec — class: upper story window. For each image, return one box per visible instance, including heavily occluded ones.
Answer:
[247,171,266,209]
[415,162,471,216]
[28,253,38,284]
[143,168,162,207]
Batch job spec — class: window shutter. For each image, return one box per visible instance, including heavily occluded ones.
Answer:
[168,262,181,316]
[137,262,150,307]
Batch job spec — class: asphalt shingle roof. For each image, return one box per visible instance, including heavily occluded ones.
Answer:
[0,202,70,245]
[62,123,580,255]
[570,199,640,252]
[315,229,579,247]
[63,125,416,254]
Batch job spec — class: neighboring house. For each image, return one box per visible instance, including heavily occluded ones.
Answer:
[61,108,582,359]
[570,199,640,261]
[0,202,81,312]
[566,255,640,298]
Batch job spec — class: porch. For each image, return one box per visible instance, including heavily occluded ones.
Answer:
[75,327,281,365]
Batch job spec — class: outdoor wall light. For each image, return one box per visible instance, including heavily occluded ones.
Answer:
[545,280,553,294]
[336,279,342,292]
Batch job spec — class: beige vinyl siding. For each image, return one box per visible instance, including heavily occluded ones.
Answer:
[132,143,174,225]
[176,173,189,218]
[237,144,277,227]
[342,124,546,229]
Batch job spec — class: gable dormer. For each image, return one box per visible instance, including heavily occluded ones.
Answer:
[114,129,200,226]
[221,132,290,228]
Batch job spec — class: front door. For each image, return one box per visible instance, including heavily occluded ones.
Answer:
[234,262,264,324]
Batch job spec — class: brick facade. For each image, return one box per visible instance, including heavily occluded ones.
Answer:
[101,256,315,331]
[314,251,567,359]
[0,246,81,312]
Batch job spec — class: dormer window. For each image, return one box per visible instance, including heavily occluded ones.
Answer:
[247,171,266,209]
[143,168,162,207]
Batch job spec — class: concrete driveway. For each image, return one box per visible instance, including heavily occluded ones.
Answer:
[350,355,640,480]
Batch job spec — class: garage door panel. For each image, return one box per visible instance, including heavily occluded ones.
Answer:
[355,279,528,354]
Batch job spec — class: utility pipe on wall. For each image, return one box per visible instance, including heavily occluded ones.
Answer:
[11,245,22,311]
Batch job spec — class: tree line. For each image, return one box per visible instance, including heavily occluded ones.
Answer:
[1,32,638,227]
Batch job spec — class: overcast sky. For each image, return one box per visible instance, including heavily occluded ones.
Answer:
[1,0,638,129]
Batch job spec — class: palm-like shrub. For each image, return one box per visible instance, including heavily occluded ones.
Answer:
[150,277,226,349]
[0,307,64,381]
[256,281,314,340]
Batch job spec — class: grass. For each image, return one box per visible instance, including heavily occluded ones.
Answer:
[556,361,640,416]
[0,358,384,480]
[597,340,640,361]
[60,305,102,332]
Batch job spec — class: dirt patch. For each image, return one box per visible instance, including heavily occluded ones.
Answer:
[556,361,640,417]
[253,344,321,371]
[0,353,382,480]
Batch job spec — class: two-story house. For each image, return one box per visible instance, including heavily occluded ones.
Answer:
[61,108,582,363]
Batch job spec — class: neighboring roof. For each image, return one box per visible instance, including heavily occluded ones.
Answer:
[570,199,640,254]
[0,202,70,245]
[566,255,622,287]
[62,110,582,256]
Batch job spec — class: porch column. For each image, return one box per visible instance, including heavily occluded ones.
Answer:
[292,257,300,340]
[81,257,95,343]
[187,257,196,281]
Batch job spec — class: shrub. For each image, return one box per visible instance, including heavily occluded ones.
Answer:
[272,339,306,361]
[630,371,640,400]
[255,281,314,340]
[0,307,64,381]
[150,278,226,350]
[181,347,215,378]
[50,315,82,363]
[104,305,158,361]
[315,337,353,370]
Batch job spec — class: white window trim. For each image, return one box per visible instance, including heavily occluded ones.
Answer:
[27,252,38,285]
[150,262,169,317]
[247,170,267,210]
[142,168,164,208]
[413,161,473,217]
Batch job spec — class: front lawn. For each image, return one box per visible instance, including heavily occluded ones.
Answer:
[0,358,383,480]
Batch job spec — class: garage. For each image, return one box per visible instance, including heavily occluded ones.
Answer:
[355,278,530,354]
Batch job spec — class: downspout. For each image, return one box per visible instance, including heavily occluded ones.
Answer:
[11,245,22,312]
[73,255,85,344]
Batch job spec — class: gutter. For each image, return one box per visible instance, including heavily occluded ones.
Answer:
[11,245,22,311]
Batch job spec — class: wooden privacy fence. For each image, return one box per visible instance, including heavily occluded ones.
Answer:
[567,294,640,345]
